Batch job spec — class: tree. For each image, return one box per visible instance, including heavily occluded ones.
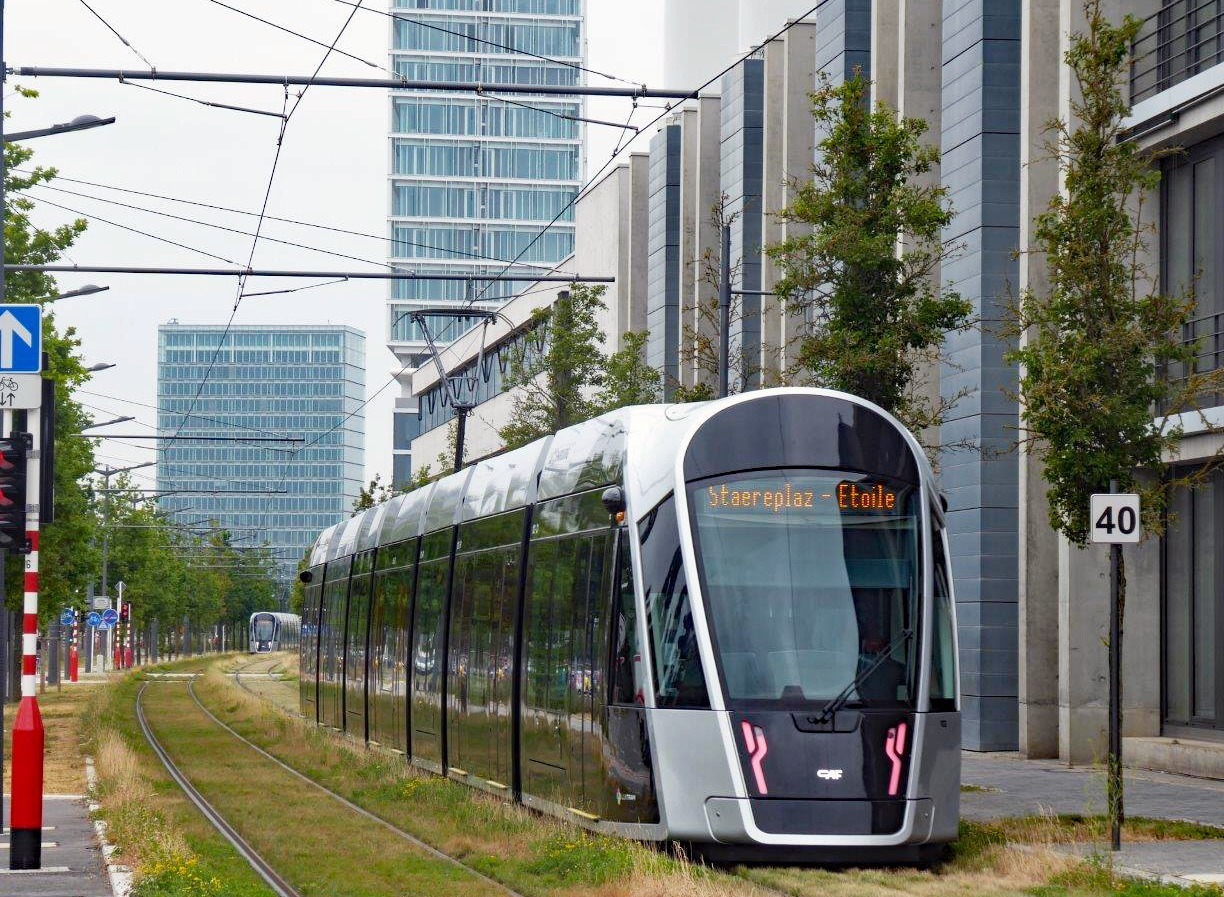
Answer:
[767,72,972,433]
[2,89,97,622]
[352,473,403,516]
[1004,1,1219,834]
[499,283,660,450]
[598,331,662,410]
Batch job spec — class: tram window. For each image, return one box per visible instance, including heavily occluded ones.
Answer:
[609,528,641,705]
[929,530,957,710]
[688,471,918,708]
[640,496,709,709]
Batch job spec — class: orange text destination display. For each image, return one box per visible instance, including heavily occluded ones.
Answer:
[703,481,900,513]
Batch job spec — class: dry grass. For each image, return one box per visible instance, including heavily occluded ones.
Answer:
[0,681,96,793]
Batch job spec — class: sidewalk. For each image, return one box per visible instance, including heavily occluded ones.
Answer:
[963,752,1224,887]
[0,795,113,897]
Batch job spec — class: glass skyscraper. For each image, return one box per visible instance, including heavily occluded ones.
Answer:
[156,324,366,584]
[388,0,585,483]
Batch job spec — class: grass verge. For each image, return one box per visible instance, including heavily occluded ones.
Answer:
[80,659,277,897]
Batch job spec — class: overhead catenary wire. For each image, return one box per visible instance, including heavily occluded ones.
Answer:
[333,0,641,89]
[202,0,396,77]
[121,79,288,119]
[173,2,366,443]
[22,178,586,274]
[21,193,240,265]
[19,169,581,273]
[75,0,156,69]
[462,4,824,313]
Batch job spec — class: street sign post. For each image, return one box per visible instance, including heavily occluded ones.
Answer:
[1090,493,1142,544]
[86,611,100,628]
[101,608,118,627]
[58,610,73,628]
[0,374,44,410]
[0,305,41,374]
[1090,487,1140,853]
[95,621,111,632]
[91,596,111,611]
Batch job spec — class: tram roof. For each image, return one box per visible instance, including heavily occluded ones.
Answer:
[305,389,938,567]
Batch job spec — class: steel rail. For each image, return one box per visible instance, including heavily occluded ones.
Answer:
[134,680,302,897]
[186,678,526,897]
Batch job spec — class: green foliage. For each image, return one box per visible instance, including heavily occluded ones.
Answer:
[499,284,660,451]
[1005,3,1204,546]
[499,284,606,449]
[352,473,403,516]
[598,330,662,410]
[767,72,971,432]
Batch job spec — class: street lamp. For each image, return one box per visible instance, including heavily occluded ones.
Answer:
[85,363,115,373]
[3,114,117,143]
[81,416,133,431]
[54,285,110,301]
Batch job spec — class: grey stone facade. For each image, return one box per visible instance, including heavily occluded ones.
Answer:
[938,0,1022,751]
[646,125,683,394]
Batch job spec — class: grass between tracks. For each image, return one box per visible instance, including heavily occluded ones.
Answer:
[79,653,1224,897]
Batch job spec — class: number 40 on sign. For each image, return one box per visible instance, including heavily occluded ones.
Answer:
[1090,493,1142,544]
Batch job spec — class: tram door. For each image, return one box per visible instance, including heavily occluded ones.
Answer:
[519,489,613,813]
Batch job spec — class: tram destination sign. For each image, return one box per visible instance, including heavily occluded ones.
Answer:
[1090,493,1142,544]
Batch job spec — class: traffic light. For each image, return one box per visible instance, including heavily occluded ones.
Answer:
[120,603,129,623]
[0,432,31,553]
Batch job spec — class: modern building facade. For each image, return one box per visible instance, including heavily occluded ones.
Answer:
[387,0,586,484]
[156,324,366,584]
[406,1,1224,774]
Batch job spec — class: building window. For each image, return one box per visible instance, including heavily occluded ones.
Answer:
[1163,134,1224,404]
[1163,465,1222,735]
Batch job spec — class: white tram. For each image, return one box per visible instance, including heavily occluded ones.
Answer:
[299,389,960,862]
[249,611,300,654]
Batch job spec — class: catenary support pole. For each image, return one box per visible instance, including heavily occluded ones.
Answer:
[1108,479,1122,851]
[11,404,43,869]
[718,224,732,399]
[453,406,469,473]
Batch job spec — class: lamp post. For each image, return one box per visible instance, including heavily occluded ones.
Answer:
[82,416,134,431]
[85,362,115,373]
[3,114,116,144]
[53,284,109,302]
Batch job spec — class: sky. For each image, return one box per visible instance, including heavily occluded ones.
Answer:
[6,0,666,491]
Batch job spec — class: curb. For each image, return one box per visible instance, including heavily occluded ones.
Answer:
[85,755,133,897]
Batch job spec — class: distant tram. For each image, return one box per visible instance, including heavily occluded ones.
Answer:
[249,612,300,654]
[300,389,960,862]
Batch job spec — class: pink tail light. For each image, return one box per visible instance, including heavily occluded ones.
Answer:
[884,722,908,796]
[740,721,769,795]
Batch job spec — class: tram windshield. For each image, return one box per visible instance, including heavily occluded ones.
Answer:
[253,615,276,640]
[688,470,919,708]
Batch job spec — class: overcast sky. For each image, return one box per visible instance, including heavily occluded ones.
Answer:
[7,0,665,490]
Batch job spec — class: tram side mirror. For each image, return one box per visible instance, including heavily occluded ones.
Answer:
[299,569,314,584]
[601,486,627,518]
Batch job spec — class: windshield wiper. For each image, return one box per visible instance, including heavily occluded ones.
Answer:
[813,628,914,726]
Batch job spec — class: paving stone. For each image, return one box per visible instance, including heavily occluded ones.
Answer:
[0,795,112,897]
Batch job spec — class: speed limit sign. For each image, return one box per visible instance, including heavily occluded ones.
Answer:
[1090,493,1142,544]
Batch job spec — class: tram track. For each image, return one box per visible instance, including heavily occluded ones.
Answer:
[135,680,302,897]
[183,677,526,897]
[211,655,798,895]
[138,666,527,897]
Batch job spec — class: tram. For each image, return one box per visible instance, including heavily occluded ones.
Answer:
[299,388,960,862]
[249,611,301,654]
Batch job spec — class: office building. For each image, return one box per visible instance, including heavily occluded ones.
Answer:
[156,324,366,584]
[387,0,586,484]
[407,1,1224,774]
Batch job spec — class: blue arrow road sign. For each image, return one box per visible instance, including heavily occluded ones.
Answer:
[60,610,74,627]
[101,608,119,626]
[86,611,101,627]
[0,305,41,373]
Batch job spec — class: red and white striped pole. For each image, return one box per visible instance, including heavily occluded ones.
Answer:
[11,407,42,869]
